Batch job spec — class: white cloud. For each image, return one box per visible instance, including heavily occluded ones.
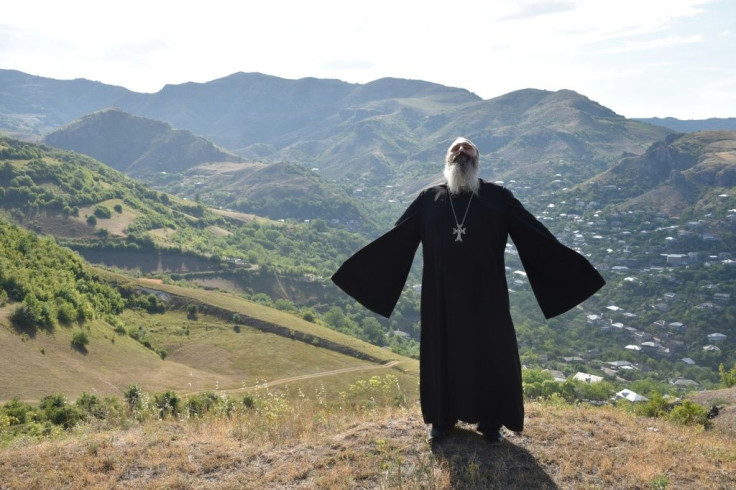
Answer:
[600,34,705,54]
[0,0,734,117]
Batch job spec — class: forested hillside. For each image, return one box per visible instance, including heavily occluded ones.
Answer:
[0,136,417,353]
[44,108,243,176]
[0,219,123,331]
[43,110,372,226]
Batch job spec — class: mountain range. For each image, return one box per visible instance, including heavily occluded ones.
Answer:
[0,69,684,192]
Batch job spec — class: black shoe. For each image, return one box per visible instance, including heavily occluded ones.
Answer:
[428,426,447,441]
[428,422,456,442]
[478,424,503,445]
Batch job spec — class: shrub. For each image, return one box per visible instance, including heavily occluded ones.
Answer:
[56,300,77,325]
[2,397,37,424]
[71,330,89,348]
[94,205,112,219]
[186,304,198,320]
[185,392,220,417]
[719,363,736,388]
[76,392,106,419]
[11,303,37,329]
[86,215,97,226]
[124,384,143,411]
[39,393,83,428]
[668,400,711,428]
[273,298,295,312]
[251,293,273,306]
[154,391,181,418]
[633,392,671,418]
[146,294,166,314]
[242,393,255,409]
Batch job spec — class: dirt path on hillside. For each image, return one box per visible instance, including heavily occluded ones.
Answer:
[184,360,401,396]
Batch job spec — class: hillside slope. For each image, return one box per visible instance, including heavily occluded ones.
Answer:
[0,267,417,403]
[579,130,736,216]
[41,111,371,225]
[43,108,243,176]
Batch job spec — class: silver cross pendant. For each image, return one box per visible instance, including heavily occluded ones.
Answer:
[452,225,466,242]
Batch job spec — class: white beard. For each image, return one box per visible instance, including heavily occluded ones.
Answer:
[444,160,480,195]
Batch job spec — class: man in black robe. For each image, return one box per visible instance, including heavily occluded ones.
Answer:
[332,137,605,443]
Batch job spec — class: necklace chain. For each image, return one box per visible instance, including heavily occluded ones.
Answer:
[448,192,473,242]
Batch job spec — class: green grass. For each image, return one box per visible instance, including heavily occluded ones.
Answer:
[120,273,417,370]
[0,270,418,404]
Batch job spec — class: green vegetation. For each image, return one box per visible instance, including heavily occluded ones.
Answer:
[0,374,410,444]
[0,136,212,233]
[0,137,411,349]
[70,331,89,349]
[523,368,714,429]
[720,363,736,387]
[2,132,733,397]
[157,160,370,225]
[0,219,124,332]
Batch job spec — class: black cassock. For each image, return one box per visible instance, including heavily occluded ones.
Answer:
[332,181,605,431]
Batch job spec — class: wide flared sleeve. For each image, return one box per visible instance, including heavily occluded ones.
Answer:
[331,193,423,318]
[503,188,605,319]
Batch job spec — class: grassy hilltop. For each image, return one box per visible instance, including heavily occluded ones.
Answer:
[0,387,734,488]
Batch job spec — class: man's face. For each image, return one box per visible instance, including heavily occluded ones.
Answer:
[446,139,478,167]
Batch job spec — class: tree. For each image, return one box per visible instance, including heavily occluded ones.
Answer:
[94,205,112,219]
[719,363,736,388]
[361,317,386,346]
[186,304,198,320]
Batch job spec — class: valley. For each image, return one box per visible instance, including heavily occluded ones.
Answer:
[0,71,734,456]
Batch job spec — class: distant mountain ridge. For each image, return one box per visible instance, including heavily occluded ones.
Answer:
[635,117,736,133]
[1,69,673,190]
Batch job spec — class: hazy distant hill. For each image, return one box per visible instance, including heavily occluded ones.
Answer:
[578,130,736,216]
[635,117,736,132]
[44,108,243,175]
[1,69,673,190]
[175,160,371,225]
[41,109,369,225]
[0,69,136,135]
[416,89,673,187]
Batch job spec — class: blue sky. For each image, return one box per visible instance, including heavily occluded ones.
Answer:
[2,0,734,119]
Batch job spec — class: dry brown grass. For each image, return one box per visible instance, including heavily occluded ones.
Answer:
[1,394,734,489]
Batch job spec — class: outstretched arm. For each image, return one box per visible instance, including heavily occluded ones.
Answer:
[504,189,605,319]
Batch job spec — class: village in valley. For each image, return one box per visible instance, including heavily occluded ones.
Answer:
[501,184,735,402]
